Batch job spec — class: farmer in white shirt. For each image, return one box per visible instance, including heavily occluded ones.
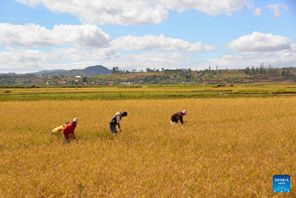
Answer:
[109,111,128,134]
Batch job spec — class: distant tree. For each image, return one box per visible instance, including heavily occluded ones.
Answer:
[146,68,153,72]
[112,66,120,73]
[245,67,251,75]
[251,67,256,75]
[281,68,291,78]
[82,76,88,83]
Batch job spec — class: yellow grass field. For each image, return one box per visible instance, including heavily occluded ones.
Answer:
[0,98,295,197]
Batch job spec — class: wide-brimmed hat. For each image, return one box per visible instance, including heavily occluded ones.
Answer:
[73,117,78,123]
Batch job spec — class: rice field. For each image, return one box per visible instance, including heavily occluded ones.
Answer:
[0,97,295,197]
[2,84,296,101]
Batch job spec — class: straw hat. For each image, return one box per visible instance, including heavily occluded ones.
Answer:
[73,117,78,123]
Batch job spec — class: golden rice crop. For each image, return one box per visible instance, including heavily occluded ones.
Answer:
[0,98,295,197]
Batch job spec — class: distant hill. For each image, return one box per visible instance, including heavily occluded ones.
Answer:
[35,65,111,76]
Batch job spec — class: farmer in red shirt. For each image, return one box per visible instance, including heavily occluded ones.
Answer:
[63,117,78,143]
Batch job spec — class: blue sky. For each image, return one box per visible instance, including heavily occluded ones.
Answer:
[0,0,295,73]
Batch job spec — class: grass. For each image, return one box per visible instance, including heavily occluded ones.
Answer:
[1,84,296,101]
[0,98,295,197]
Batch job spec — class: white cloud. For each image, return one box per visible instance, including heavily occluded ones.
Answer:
[0,44,210,73]
[0,47,116,73]
[0,22,217,72]
[267,3,288,17]
[104,51,186,70]
[0,23,110,48]
[0,23,216,52]
[111,35,216,51]
[253,7,261,16]
[18,0,253,24]
[209,50,296,68]
[209,32,296,68]
[104,50,214,71]
[0,48,47,72]
[1,41,296,73]
[229,32,292,52]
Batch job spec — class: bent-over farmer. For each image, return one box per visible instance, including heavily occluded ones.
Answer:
[170,110,187,124]
[109,112,128,134]
[63,117,78,143]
